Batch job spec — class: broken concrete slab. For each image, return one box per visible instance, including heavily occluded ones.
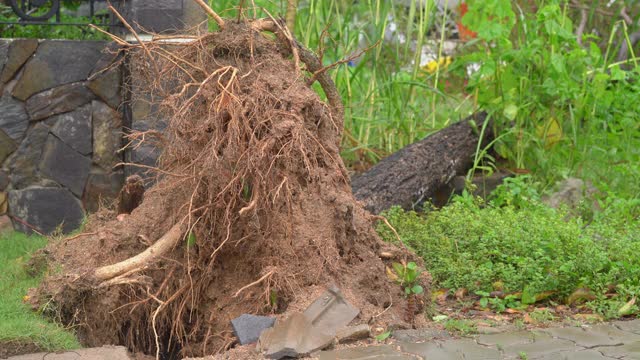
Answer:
[231,314,276,345]
[335,324,370,344]
[258,312,334,359]
[258,286,361,359]
[304,285,360,332]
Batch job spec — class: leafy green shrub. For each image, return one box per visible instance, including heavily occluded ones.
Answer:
[458,0,640,194]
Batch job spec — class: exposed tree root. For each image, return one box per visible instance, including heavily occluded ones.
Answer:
[94,223,185,281]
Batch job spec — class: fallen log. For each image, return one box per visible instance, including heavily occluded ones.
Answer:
[351,112,492,214]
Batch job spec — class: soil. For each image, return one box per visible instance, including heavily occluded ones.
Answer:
[34,20,430,358]
[0,340,42,358]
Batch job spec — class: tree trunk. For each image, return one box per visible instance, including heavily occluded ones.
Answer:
[351,112,492,214]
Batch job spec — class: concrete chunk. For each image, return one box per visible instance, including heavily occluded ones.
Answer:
[258,312,334,359]
[304,285,359,332]
[335,324,370,344]
[258,286,360,359]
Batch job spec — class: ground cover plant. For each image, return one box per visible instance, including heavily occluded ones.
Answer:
[0,230,80,357]
[379,175,640,320]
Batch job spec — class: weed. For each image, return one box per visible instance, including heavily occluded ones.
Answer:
[444,319,477,335]
[528,308,556,325]
[390,261,424,297]
[389,261,424,323]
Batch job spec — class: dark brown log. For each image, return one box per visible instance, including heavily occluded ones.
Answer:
[351,112,492,214]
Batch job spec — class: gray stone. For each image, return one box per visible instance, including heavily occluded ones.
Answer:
[0,40,9,80]
[318,345,417,360]
[82,168,124,213]
[542,349,617,360]
[542,178,600,212]
[231,314,276,345]
[88,66,122,110]
[5,122,50,189]
[125,119,166,182]
[7,345,131,360]
[393,328,451,342]
[588,324,640,344]
[0,94,29,141]
[0,191,5,214]
[0,39,39,84]
[12,40,105,101]
[49,105,92,156]
[543,326,625,348]
[615,319,640,335]
[7,186,84,234]
[502,338,578,359]
[92,100,123,170]
[0,170,9,190]
[440,339,501,360]
[399,342,460,359]
[477,331,537,347]
[25,82,97,121]
[40,134,92,197]
[0,128,17,163]
[595,342,640,359]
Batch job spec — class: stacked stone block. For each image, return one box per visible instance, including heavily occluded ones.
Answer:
[0,39,124,234]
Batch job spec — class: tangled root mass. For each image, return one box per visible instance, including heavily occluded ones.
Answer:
[36,21,427,358]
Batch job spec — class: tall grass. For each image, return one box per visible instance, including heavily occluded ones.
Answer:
[209,0,639,199]
[210,0,463,165]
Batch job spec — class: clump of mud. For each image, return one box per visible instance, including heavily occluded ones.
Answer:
[35,19,429,358]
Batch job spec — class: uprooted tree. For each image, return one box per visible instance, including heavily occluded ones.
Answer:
[33,3,428,358]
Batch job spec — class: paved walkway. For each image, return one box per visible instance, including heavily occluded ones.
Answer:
[6,320,640,359]
[317,319,640,360]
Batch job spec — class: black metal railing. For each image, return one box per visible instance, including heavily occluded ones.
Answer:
[1,0,119,26]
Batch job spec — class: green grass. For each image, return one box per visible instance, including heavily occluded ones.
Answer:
[0,231,81,352]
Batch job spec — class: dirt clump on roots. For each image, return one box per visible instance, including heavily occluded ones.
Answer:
[34,18,429,358]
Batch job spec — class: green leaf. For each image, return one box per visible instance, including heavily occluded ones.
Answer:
[375,331,391,341]
[406,262,417,270]
[503,103,518,121]
[480,297,489,308]
[186,231,196,247]
[412,285,424,295]
[392,263,405,278]
[405,287,411,295]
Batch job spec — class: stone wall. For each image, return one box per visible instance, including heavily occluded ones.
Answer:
[0,39,124,234]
